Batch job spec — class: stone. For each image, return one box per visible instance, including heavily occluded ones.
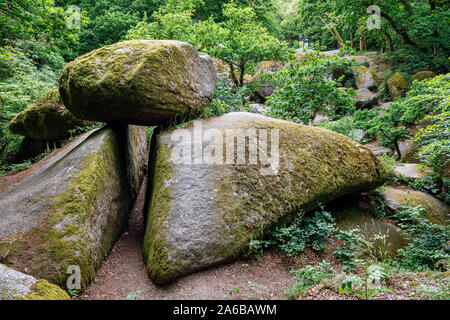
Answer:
[412,71,435,82]
[354,66,379,90]
[0,264,69,300]
[394,163,429,179]
[353,88,379,109]
[0,125,147,290]
[252,61,282,100]
[310,112,331,126]
[143,112,386,284]
[388,72,410,99]
[330,195,408,257]
[9,89,88,140]
[59,40,217,125]
[382,187,449,225]
[366,145,392,156]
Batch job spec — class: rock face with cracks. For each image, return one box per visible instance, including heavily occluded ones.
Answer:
[143,112,386,284]
[59,40,217,125]
[0,125,147,290]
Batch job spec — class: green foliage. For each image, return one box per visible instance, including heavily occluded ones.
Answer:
[202,73,247,117]
[266,48,355,124]
[285,261,335,299]
[338,268,395,300]
[391,204,449,272]
[250,208,337,257]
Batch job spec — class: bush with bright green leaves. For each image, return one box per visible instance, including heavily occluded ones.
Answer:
[249,208,337,257]
[266,48,355,124]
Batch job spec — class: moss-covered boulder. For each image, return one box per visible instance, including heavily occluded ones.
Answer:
[355,66,379,91]
[144,112,386,284]
[0,264,69,300]
[9,89,89,140]
[0,125,147,290]
[412,71,435,82]
[59,40,217,125]
[388,72,410,99]
[382,187,449,225]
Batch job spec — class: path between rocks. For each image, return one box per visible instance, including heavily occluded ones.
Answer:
[77,178,343,301]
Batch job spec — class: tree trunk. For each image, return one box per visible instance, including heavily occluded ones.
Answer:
[384,33,394,52]
[350,27,354,49]
[228,63,239,87]
[239,63,245,87]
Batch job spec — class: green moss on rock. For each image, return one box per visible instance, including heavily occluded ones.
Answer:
[0,126,146,291]
[143,113,386,284]
[9,89,89,140]
[16,280,70,300]
[59,40,217,125]
[412,71,435,82]
[388,72,410,99]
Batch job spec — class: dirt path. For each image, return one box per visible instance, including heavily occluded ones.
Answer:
[78,178,343,301]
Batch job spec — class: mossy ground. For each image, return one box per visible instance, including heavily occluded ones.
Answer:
[15,280,70,300]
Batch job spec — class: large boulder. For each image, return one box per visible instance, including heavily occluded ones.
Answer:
[143,112,386,284]
[0,264,69,300]
[388,72,410,99]
[353,88,379,109]
[355,66,379,90]
[394,163,429,179]
[330,195,408,257]
[412,71,435,82]
[0,125,147,290]
[9,89,89,140]
[382,187,449,225]
[252,61,283,100]
[59,40,217,125]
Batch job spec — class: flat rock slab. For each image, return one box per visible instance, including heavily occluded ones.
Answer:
[383,187,449,225]
[144,112,386,284]
[394,163,428,179]
[0,125,146,290]
[59,40,217,125]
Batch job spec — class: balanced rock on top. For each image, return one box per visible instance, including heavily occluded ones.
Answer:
[59,40,217,125]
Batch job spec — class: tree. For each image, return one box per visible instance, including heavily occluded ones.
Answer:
[266,48,355,124]
[195,2,290,86]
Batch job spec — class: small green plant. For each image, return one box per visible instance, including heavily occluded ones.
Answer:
[391,203,449,272]
[414,274,450,300]
[285,261,335,299]
[246,281,266,299]
[338,272,395,300]
[125,290,141,300]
